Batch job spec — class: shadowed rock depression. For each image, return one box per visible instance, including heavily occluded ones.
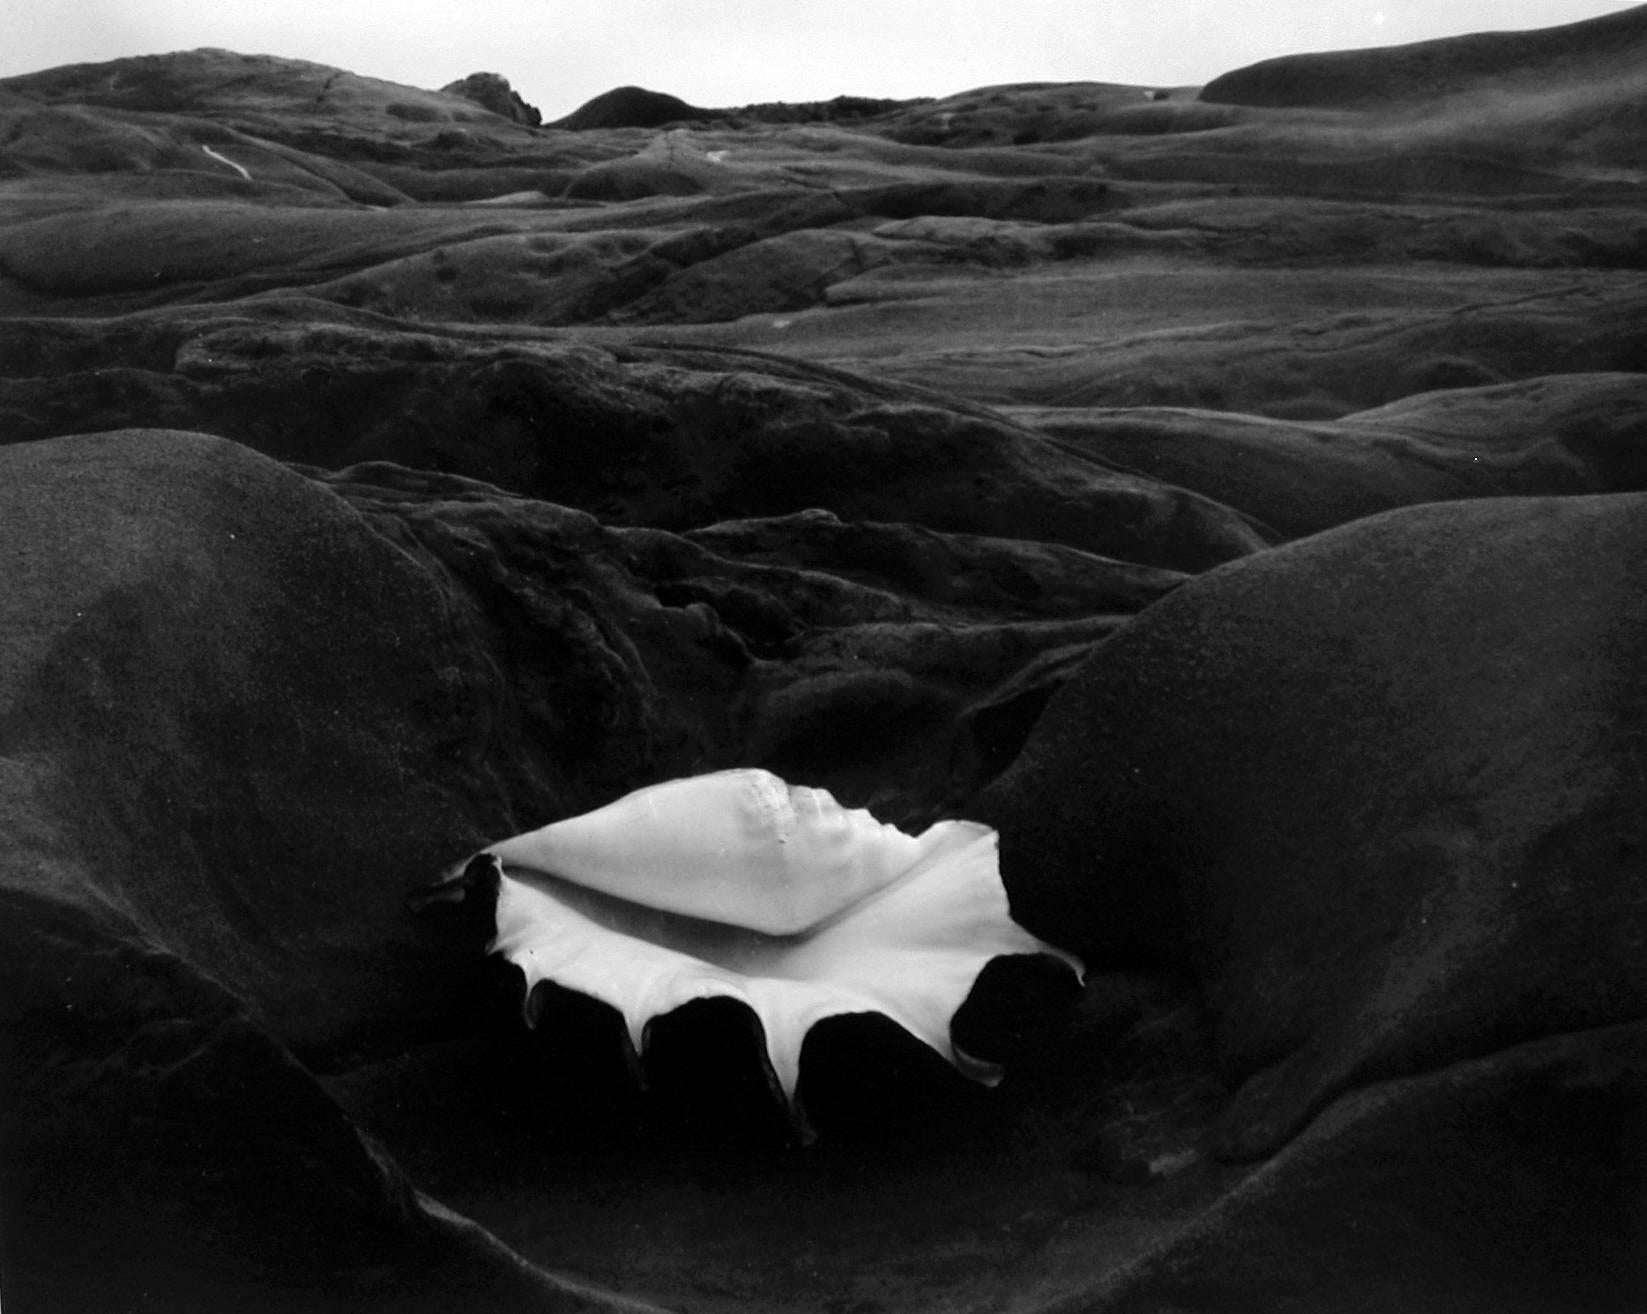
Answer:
[3,8,1647,1312]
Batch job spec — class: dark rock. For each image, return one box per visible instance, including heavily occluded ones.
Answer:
[975,491,1647,1165]
[1022,372,1647,538]
[0,426,1183,1304]
[0,429,658,1309]
[441,72,542,126]
[550,85,709,131]
[1074,1022,1647,1312]
[1202,4,1647,110]
[0,895,633,1314]
[733,94,917,125]
[561,151,717,201]
[0,319,1270,572]
[317,459,1167,822]
[0,49,545,153]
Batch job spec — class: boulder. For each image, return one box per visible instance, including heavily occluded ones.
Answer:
[0,429,654,1310]
[976,491,1647,1161]
[440,72,542,126]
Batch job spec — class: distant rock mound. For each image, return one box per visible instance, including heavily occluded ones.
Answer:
[441,72,542,126]
[1201,3,1647,108]
[733,94,918,125]
[0,48,366,117]
[551,85,709,130]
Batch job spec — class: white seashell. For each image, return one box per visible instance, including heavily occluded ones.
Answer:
[460,769,1085,1120]
[480,769,938,936]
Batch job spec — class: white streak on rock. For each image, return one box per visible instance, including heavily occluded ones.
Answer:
[201,144,253,182]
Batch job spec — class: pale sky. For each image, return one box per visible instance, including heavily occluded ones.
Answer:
[1,1,1639,118]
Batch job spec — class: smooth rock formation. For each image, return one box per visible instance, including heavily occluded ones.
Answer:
[976,490,1647,1168]
[1018,372,1647,537]
[0,430,657,1311]
[551,85,709,131]
[1201,3,1647,112]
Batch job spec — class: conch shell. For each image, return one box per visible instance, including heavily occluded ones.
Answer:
[456,769,1083,1117]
